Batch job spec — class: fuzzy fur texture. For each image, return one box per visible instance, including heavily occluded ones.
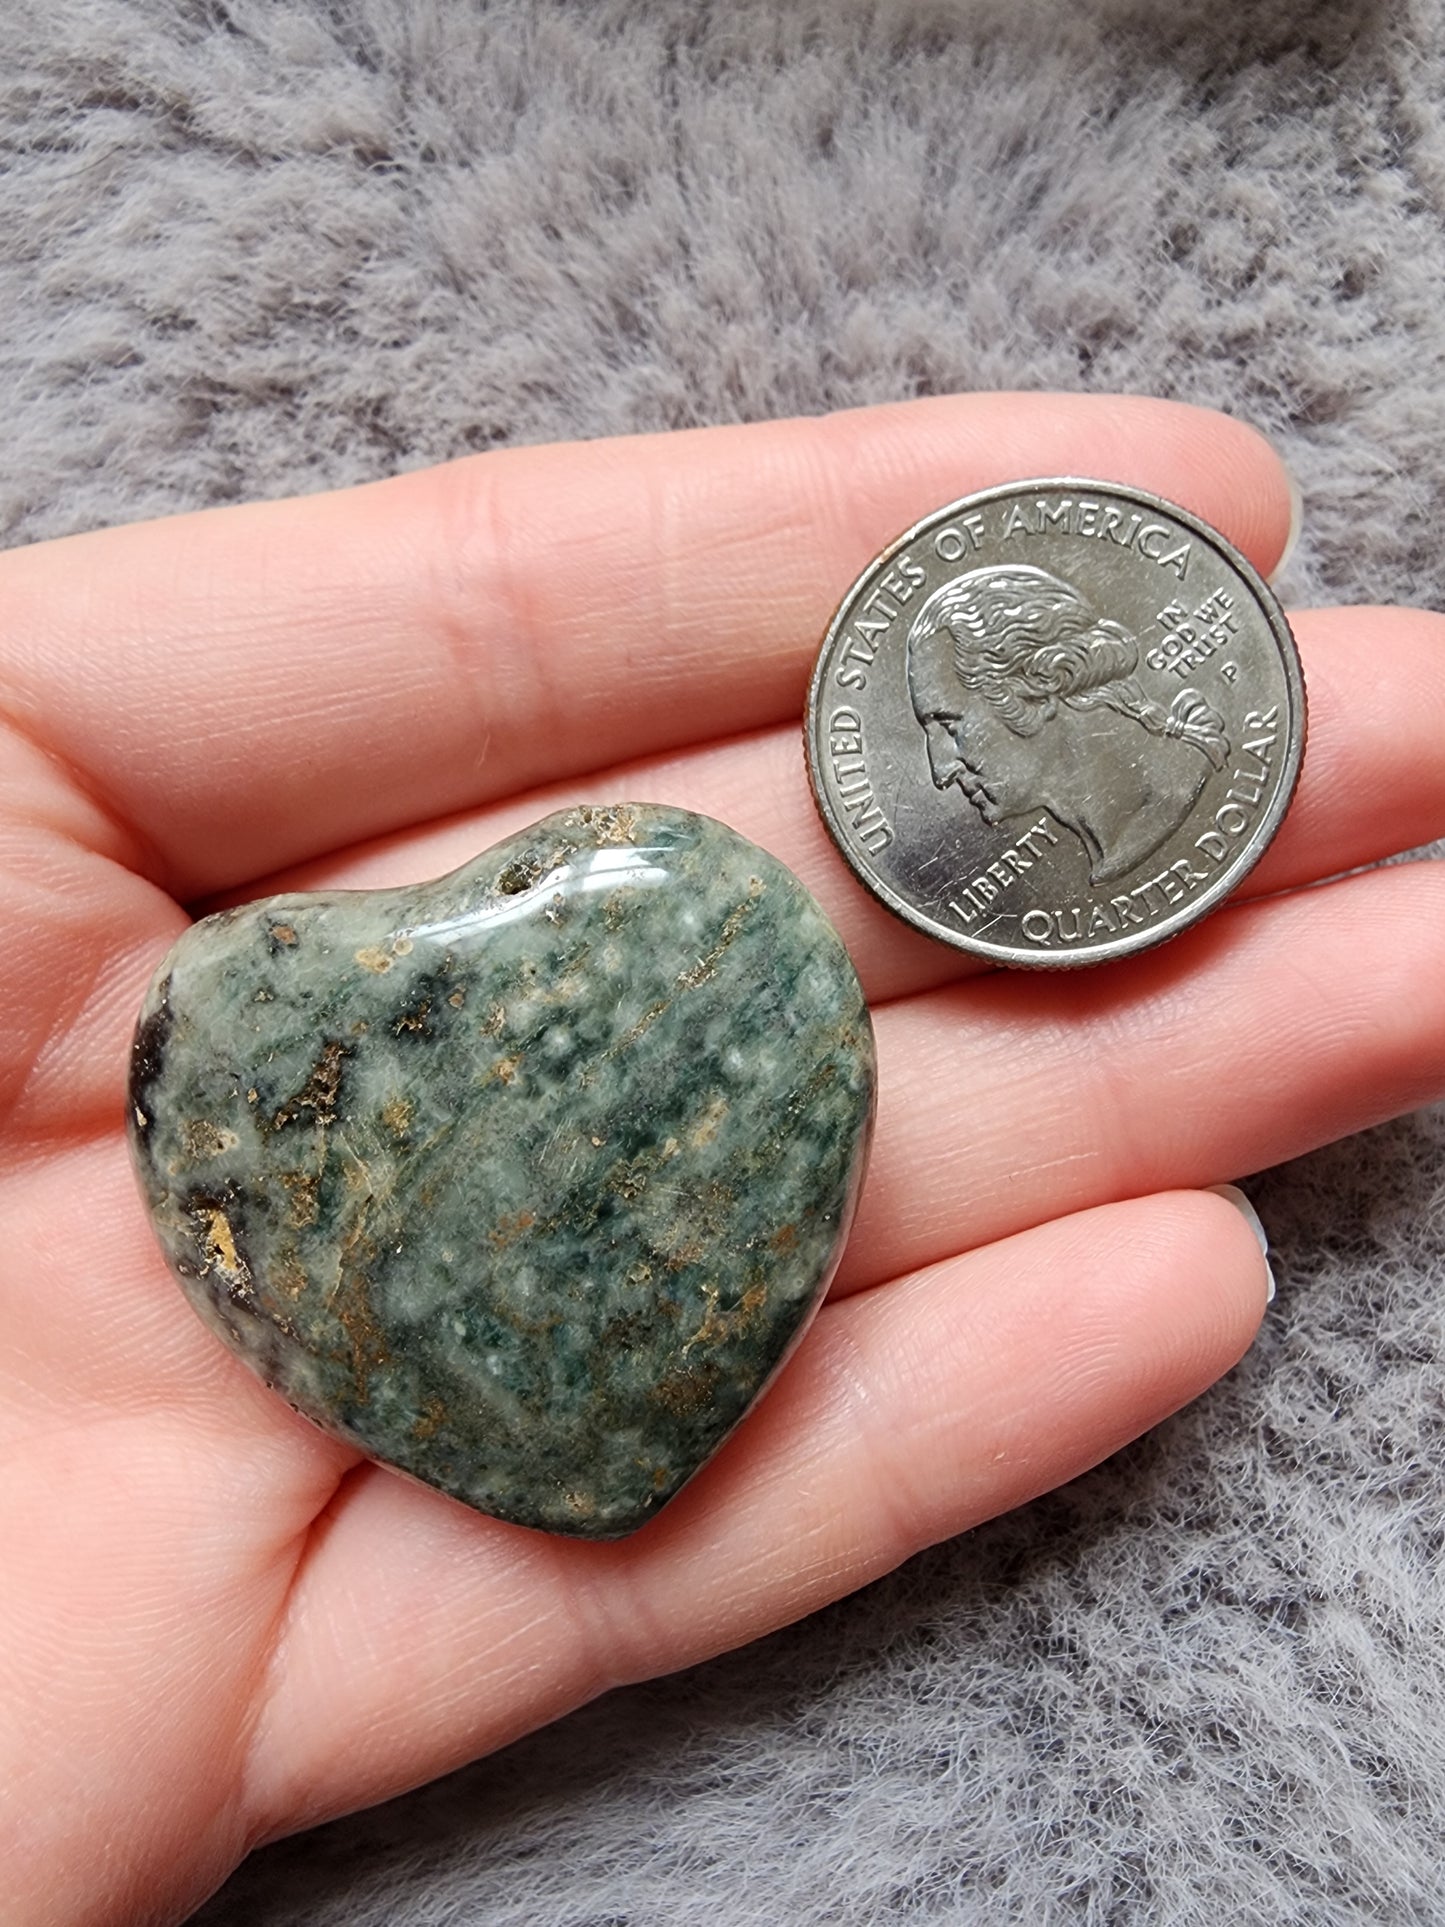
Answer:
[6,2,1445,1920]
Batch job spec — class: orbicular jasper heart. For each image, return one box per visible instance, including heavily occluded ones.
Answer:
[128,804,875,1538]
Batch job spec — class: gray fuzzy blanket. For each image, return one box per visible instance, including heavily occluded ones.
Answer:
[7,2,1445,1919]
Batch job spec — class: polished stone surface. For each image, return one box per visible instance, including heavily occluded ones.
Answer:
[128,804,875,1537]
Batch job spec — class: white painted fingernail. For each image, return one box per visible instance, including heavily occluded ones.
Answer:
[1268,456,1303,585]
[1209,1183,1277,1303]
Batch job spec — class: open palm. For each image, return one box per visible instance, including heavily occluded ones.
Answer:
[4,394,1443,1926]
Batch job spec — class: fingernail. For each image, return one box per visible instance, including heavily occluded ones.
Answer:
[1208,1183,1277,1303]
[1267,454,1303,586]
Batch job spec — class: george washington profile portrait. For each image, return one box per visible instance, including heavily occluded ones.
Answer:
[905,564,1230,885]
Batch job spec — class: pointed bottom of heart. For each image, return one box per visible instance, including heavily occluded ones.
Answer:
[128,805,875,1537]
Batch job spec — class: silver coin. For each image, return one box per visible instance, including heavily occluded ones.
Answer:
[805,479,1306,967]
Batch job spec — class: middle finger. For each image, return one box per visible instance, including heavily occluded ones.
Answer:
[841,855,1445,1295]
[235,603,1445,1008]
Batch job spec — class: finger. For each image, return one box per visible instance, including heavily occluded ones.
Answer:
[839,858,1445,1295]
[45,846,1435,1419]
[216,601,1445,1011]
[243,1187,1267,1836]
[0,396,1291,898]
[46,598,1445,1157]
[1245,604,1445,894]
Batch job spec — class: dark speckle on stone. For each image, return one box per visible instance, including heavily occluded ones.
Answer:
[127,974,175,1127]
[126,803,875,1539]
[269,1039,350,1131]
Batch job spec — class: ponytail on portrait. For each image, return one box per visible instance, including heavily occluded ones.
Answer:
[1160,687,1230,769]
[1071,673,1229,768]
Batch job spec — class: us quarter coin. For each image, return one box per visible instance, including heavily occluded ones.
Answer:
[804,480,1306,966]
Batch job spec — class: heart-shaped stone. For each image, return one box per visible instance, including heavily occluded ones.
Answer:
[128,804,875,1537]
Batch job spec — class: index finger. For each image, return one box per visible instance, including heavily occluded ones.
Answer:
[0,394,1292,898]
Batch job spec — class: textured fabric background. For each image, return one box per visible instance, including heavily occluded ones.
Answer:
[6,1,1445,1919]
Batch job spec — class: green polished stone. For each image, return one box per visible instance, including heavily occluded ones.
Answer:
[128,804,875,1538]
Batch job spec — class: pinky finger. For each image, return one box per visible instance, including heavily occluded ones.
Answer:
[647,1185,1270,1644]
[246,1188,1270,1838]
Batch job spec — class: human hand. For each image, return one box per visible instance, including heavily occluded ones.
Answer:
[4,395,1443,1925]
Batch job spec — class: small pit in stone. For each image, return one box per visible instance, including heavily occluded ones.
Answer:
[495,859,542,896]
